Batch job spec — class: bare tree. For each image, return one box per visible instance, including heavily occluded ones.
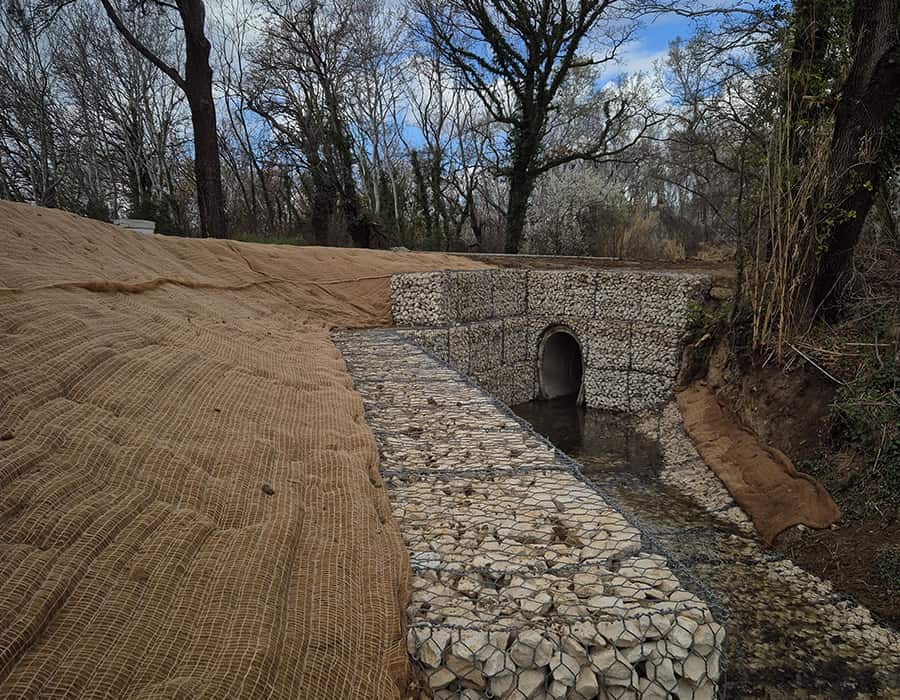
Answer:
[346,0,408,241]
[55,3,190,228]
[96,0,226,236]
[0,0,70,205]
[251,0,374,247]
[213,0,284,236]
[413,0,652,252]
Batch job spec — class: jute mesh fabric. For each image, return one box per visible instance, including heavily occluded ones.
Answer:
[0,202,488,699]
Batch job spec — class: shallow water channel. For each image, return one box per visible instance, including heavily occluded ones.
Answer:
[512,398,900,700]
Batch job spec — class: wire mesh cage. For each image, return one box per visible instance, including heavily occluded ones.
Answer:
[333,329,728,700]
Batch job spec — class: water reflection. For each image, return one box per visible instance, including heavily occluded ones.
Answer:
[511,397,662,477]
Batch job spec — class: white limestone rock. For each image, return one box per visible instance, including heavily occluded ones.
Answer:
[510,630,555,668]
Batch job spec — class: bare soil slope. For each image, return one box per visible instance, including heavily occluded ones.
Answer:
[0,202,488,699]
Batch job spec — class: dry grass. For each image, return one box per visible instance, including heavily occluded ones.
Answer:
[749,108,833,356]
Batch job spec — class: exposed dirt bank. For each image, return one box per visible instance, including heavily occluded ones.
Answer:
[706,340,837,463]
[701,335,900,628]
[0,201,488,698]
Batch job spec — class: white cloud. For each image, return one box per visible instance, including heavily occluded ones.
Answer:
[614,40,669,79]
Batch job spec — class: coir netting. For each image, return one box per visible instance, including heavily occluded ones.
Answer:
[0,201,487,698]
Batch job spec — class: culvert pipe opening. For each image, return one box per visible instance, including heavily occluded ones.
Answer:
[538,329,584,401]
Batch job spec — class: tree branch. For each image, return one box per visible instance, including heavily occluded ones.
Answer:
[98,0,186,91]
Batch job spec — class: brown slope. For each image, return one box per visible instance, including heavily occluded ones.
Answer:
[0,202,488,699]
[677,382,842,543]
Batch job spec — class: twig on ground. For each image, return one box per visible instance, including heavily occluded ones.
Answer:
[872,425,888,476]
[787,342,847,386]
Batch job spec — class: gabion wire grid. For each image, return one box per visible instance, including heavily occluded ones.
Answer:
[333,329,729,700]
[389,269,713,413]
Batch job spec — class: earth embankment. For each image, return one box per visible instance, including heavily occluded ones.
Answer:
[0,202,488,698]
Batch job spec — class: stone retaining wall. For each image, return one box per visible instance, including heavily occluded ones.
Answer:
[391,270,711,410]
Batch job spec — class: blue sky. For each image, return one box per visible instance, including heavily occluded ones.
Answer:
[615,13,697,78]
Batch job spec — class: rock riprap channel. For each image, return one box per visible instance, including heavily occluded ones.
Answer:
[333,330,726,700]
[514,398,900,698]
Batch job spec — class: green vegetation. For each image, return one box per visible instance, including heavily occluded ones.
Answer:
[876,545,900,594]
[830,360,900,505]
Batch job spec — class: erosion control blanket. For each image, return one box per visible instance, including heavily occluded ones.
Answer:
[677,382,841,543]
[0,202,487,698]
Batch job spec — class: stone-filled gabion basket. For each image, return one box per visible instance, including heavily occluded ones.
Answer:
[332,329,728,700]
[390,269,711,412]
[398,473,725,700]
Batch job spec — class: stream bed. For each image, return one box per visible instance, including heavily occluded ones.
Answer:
[512,398,900,699]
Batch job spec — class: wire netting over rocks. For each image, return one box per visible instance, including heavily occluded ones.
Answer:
[391,269,711,412]
[333,329,728,700]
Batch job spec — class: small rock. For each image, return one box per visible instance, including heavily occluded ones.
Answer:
[547,679,569,699]
[457,576,482,596]
[589,646,633,683]
[520,591,553,617]
[0,431,14,441]
[644,613,674,639]
[445,653,486,688]
[574,664,599,698]
[451,629,489,661]
[639,677,669,700]
[549,651,579,686]
[426,667,455,690]
[668,617,699,649]
[692,622,725,654]
[517,668,546,698]
[510,630,554,668]
[679,653,708,683]
[490,671,515,697]
[676,679,715,700]
[647,654,678,691]
[261,483,275,495]
[585,595,626,614]
[561,636,588,664]
[483,648,514,677]
[573,573,604,599]
[595,620,640,647]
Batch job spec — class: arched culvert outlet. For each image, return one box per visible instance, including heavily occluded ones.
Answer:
[538,327,584,401]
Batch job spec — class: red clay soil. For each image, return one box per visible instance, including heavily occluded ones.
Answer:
[677,382,842,543]
[0,201,489,698]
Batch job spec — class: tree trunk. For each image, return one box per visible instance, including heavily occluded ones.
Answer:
[344,198,372,248]
[180,0,226,238]
[99,0,227,237]
[811,0,900,315]
[504,168,534,253]
[503,121,540,253]
[308,186,332,246]
[411,150,434,247]
[429,151,450,250]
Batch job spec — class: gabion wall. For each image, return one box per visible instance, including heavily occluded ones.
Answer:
[391,270,711,410]
[334,329,727,700]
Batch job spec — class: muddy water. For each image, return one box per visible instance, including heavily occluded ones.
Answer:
[512,398,900,700]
